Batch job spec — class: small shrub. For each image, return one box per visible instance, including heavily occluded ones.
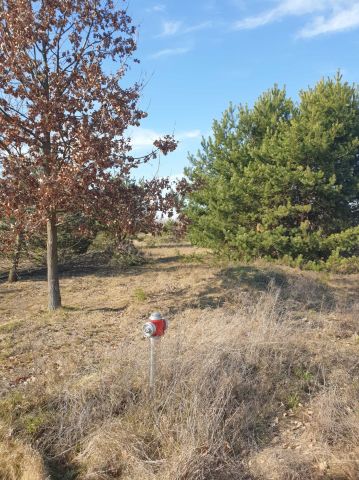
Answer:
[178,253,205,264]
[89,231,114,252]
[294,367,314,383]
[109,240,147,268]
[286,393,300,410]
[23,413,47,436]
[133,287,148,302]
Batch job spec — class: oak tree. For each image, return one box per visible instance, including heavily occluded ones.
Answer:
[0,0,176,309]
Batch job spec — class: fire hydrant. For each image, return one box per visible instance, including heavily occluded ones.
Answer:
[143,312,168,395]
[143,311,168,338]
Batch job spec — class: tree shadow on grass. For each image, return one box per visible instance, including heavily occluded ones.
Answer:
[0,287,23,294]
[85,306,128,314]
[161,285,227,316]
[44,457,80,480]
[140,242,193,249]
[3,253,201,283]
[218,265,336,312]
[0,250,339,314]
[222,266,288,289]
[220,266,288,292]
[0,245,208,284]
[155,254,182,264]
[166,264,337,315]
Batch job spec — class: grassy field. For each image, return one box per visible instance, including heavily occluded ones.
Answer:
[0,241,358,479]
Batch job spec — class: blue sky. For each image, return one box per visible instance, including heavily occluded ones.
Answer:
[125,0,359,179]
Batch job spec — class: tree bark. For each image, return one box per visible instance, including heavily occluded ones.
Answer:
[47,213,61,310]
[8,232,23,283]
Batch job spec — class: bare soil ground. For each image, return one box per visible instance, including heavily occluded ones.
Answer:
[0,242,358,479]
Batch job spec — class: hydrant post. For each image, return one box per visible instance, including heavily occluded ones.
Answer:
[149,337,159,395]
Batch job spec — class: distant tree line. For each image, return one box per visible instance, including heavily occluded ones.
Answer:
[185,74,359,271]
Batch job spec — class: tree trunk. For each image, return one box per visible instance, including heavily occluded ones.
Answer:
[47,213,61,310]
[8,232,23,283]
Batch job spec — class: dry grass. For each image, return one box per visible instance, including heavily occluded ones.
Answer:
[0,242,358,479]
[0,423,46,480]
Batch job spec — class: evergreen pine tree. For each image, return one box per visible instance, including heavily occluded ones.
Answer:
[185,75,359,265]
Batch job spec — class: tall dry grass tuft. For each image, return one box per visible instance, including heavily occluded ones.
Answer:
[0,424,46,480]
[1,278,358,479]
[249,447,318,480]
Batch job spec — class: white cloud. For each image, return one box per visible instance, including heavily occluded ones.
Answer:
[184,21,213,33]
[299,3,359,37]
[168,173,186,182]
[149,46,191,59]
[160,20,183,36]
[234,10,279,29]
[179,129,201,139]
[233,0,359,37]
[130,128,159,149]
[130,128,201,150]
[158,19,212,37]
[147,4,166,13]
[233,0,325,29]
